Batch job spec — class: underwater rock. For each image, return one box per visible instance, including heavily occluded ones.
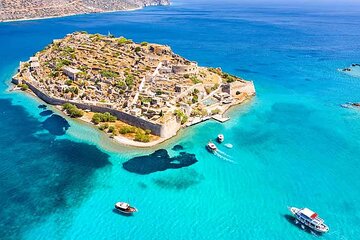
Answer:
[123,149,197,175]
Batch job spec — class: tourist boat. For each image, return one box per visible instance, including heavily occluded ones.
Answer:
[217,134,224,143]
[115,202,137,214]
[341,102,360,109]
[288,207,329,233]
[207,142,217,152]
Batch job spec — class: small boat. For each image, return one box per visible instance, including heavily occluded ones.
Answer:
[207,142,217,152]
[217,134,224,143]
[340,102,360,109]
[288,207,329,233]
[115,202,137,214]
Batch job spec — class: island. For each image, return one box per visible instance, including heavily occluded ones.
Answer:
[0,0,169,22]
[12,32,255,147]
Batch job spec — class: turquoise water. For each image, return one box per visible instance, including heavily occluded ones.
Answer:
[1,1,360,239]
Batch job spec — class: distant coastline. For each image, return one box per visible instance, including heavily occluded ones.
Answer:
[0,0,170,23]
[0,7,142,23]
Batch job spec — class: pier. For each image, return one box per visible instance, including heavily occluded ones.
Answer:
[185,115,230,127]
[212,115,230,123]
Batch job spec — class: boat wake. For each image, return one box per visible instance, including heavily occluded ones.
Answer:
[224,143,233,149]
[216,149,232,158]
[214,151,237,164]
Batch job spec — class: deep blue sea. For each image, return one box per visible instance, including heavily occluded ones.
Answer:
[0,0,360,239]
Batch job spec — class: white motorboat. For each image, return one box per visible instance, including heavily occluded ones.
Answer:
[217,134,224,143]
[207,142,217,152]
[115,202,137,214]
[289,207,329,233]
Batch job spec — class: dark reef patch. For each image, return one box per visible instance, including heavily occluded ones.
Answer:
[172,144,184,151]
[42,114,70,136]
[235,68,259,74]
[266,102,313,125]
[138,182,148,189]
[39,109,53,116]
[38,104,47,109]
[122,149,197,175]
[0,99,111,240]
[153,169,204,190]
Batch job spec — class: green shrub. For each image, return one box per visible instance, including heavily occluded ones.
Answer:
[211,83,219,91]
[191,76,202,84]
[19,83,29,91]
[108,126,115,133]
[205,86,212,95]
[98,123,109,131]
[91,112,117,124]
[174,109,188,125]
[118,126,136,134]
[181,115,188,125]
[118,37,133,45]
[211,108,221,115]
[100,70,119,78]
[65,80,73,86]
[64,46,75,54]
[116,81,126,89]
[125,74,134,88]
[222,73,238,83]
[134,131,150,143]
[62,103,84,118]
[141,42,148,46]
[192,95,198,103]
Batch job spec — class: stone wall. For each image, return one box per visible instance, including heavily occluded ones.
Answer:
[23,80,180,138]
[172,63,198,75]
[222,81,256,97]
[11,76,21,85]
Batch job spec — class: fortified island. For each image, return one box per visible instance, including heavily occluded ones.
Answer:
[12,32,255,146]
[0,0,169,22]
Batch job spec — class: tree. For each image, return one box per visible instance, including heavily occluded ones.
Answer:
[211,108,221,115]
[118,37,133,45]
[134,131,150,142]
[65,80,73,86]
[98,123,109,131]
[100,70,119,78]
[62,103,84,118]
[125,74,134,88]
[19,84,29,91]
[91,112,117,124]
[108,126,115,133]
[174,109,188,125]
[191,76,202,84]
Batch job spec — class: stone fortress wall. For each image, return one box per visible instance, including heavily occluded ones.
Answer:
[12,76,180,138]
